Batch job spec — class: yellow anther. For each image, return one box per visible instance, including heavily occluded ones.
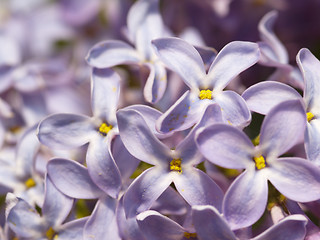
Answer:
[46,227,56,240]
[253,155,266,170]
[199,89,213,100]
[252,134,260,146]
[307,112,315,122]
[24,178,36,189]
[184,232,197,238]
[99,123,113,136]
[170,158,182,173]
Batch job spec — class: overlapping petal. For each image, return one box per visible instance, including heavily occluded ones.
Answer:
[242,81,302,115]
[196,123,254,169]
[123,167,173,218]
[305,120,320,164]
[223,170,268,230]
[37,113,95,149]
[152,37,206,90]
[173,168,223,211]
[91,68,120,123]
[192,205,237,240]
[47,158,103,199]
[57,217,89,240]
[207,41,260,91]
[86,40,142,68]
[268,158,320,202]
[260,100,306,158]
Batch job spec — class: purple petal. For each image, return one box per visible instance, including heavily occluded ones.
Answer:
[253,214,307,240]
[297,48,320,114]
[258,10,288,64]
[305,120,320,164]
[143,61,167,103]
[268,158,320,202]
[152,37,206,90]
[91,68,120,123]
[57,217,89,240]
[47,158,103,199]
[192,205,237,240]
[136,210,185,240]
[260,100,306,158]
[86,135,122,198]
[0,35,21,66]
[223,170,268,230]
[42,176,73,228]
[207,41,260,90]
[117,108,170,165]
[123,167,172,218]
[242,81,302,115]
[84,196,120,240]
[174,168,223,211]
[215,90,251,128]
[196,124,254,169]
[37,113,95,150]
[86,40,142,68]
[156,91,209,133]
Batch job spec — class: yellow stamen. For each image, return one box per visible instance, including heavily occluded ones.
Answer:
[24,178,36,189]
[46,227,56,240]
[253,155,266,170]
[170,158,182,173]
[199,89,213,100]
[306,112,315,122]
[99,123,113,136]
[252,134,260,146]
[184,232,197,238]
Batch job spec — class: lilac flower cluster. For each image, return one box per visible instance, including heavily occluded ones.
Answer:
[1,0,320,239]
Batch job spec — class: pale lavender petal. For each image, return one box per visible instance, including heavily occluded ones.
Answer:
[297,48,320,114]
[86,135,122,198]
[260,100,306,158]
[123,167,173,218]
[136,210,185,240]
[84,196,120,240]
[223,170,268,230]
[258,10,288,64]
[207,41,260,91]
[253,214,307,240]
[117,108,170,166]
[242,81,302,115]
[215,90,251,128]
[6,195,46,238]
[143,61,167,103]
[57,217,89,240]
[0,166,18,189]
[112,135,140,182]
[91,68,120,123]
[174,168,223,211]
[47,158,103,199]
[86,40,142,68]
[305,120,320,164]
[156,91,209,133]
[0,35,21,66]
[268,158,320,202]
[258,41,281,66]
[42,176,73,228]
[192,205,237,240]
[196,124,254,169]
[37,113,95,149]
[0,66,13,93]
[151,187,187,215]
[152,37,206,90]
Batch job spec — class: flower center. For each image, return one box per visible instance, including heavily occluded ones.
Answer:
[253,155,266,170]
[98,123,113,136]
[184,232,197,238]
[170,158,182,173]
[24,178,36,189]
[199,89,212,100]
[46,227,57,240]
[306,112,315,122]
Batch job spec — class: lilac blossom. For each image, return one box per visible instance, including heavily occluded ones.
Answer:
[117,104,224,218]
[196,99,320,229]
[152,37,260,133]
